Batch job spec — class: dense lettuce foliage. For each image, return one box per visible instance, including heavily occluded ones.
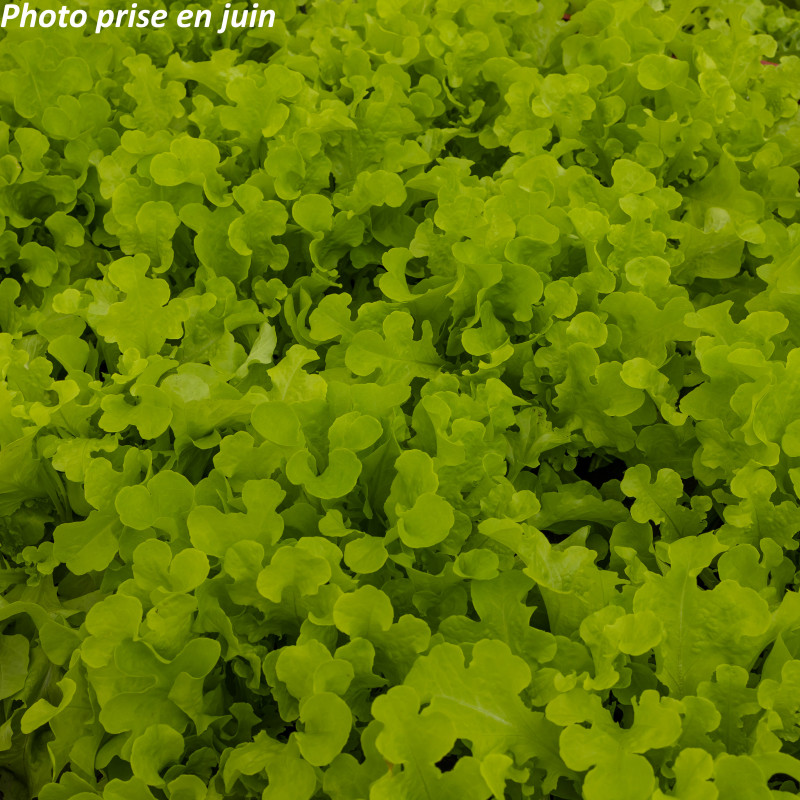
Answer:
[4,0,800,797]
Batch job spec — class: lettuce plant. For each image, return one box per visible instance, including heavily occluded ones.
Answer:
[3,0,800,798]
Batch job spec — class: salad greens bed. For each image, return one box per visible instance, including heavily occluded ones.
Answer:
[4,0,800,798]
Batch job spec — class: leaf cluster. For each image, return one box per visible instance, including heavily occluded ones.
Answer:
[4,1,800,799]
